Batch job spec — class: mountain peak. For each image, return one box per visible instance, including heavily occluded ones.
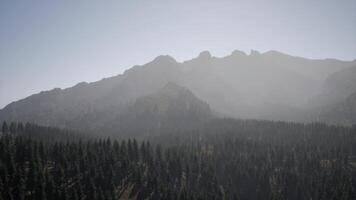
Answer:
[183,51,212,65]
[231,50,247,57]
[250,49,260,56]
[160,82,188,95]
[198,51,212,59]
[152,55,177,64]
[263,50,288,57]
[138,82,211,117]
[74,82,89,88]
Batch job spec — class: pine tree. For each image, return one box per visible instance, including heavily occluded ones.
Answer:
[1,122,8,134]
[9,122,17,134]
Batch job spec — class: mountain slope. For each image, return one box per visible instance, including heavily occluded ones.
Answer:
[307,91,356,126]
[101,82,212,136]
[302,65,356,125]
[176,50,355,119]
[315,65,356,106]
[0,50,355,128]
[0,76,124,128]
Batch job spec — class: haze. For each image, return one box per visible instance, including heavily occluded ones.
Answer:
[1,0,355,109]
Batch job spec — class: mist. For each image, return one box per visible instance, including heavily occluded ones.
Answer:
[1,0,356,108]
[1,1,356,199]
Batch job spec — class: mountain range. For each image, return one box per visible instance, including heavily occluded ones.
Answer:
[1,50,355,134]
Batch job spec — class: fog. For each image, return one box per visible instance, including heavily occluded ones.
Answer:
[1,50,355,129]
[1,1,356,199]
[1,0,356,108]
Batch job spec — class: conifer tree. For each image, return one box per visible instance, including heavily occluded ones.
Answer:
[1,122,8,134]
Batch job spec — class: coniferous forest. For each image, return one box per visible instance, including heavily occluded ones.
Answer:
[1,120,355,200]
[1,1,356,199]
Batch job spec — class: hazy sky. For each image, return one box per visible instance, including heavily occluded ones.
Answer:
[0,0,355,108]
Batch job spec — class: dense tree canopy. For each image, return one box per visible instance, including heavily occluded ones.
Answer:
[0,120,355,199]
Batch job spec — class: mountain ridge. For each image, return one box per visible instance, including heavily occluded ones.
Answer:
[1,49,356,129]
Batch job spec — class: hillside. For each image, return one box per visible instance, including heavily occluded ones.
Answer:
[1,119,355,199]
[1,50,355,129]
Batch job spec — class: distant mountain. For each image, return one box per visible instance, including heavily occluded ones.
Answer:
[314,65,356,106]
[178,50,354,120]
[0,50,355,130]
[0,81,211,135]
[325,92,356,125]
[307,92,356,126]
[101,82,212,136]
[302,65,356,125]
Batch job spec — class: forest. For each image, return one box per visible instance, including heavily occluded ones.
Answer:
[0,120,355,200]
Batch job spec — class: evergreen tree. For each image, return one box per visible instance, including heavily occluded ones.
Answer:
[1,122,8,134]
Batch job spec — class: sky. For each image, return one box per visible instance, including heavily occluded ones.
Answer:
[0,0,355,108]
